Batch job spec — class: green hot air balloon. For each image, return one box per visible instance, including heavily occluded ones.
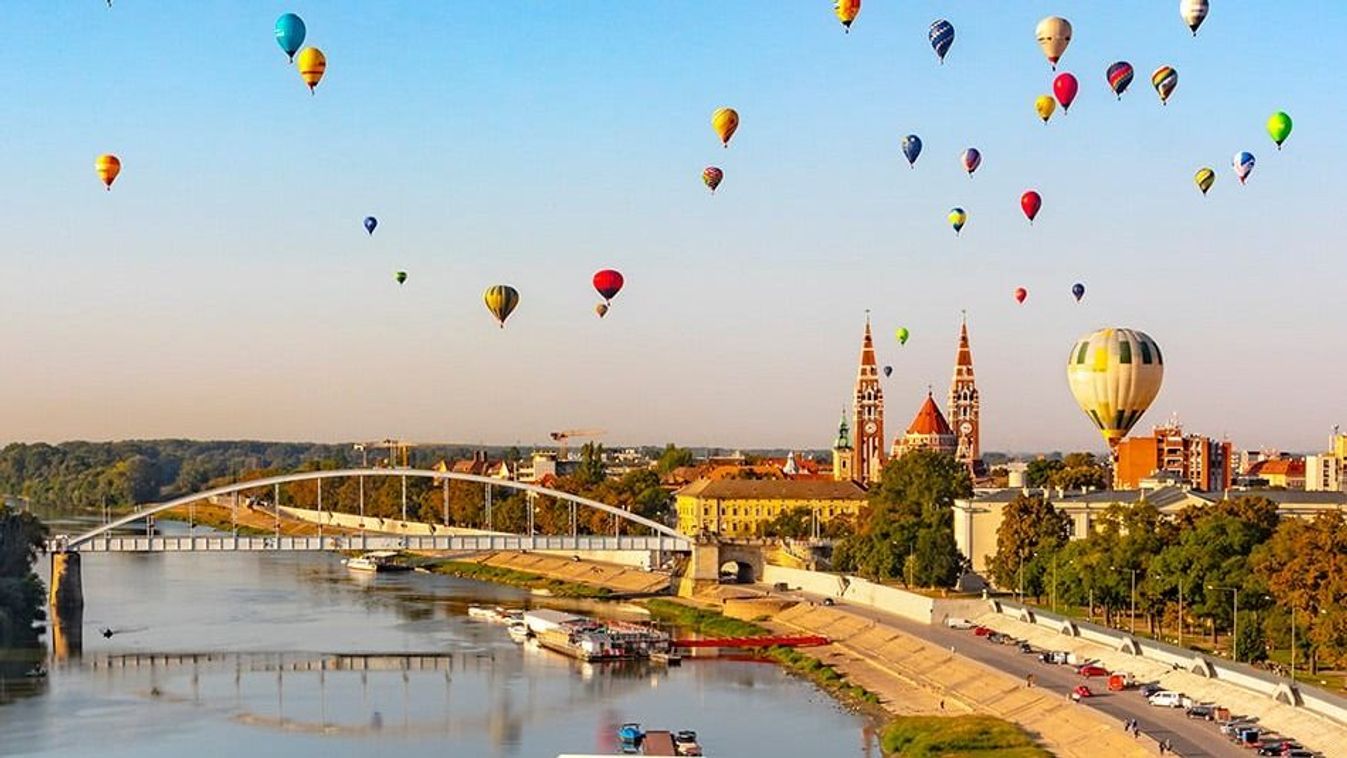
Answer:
[1267,111,1293,150]
[395,271,407,285]
[895,327,910,345]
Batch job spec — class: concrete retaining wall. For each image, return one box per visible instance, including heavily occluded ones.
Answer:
[761,564,987,625]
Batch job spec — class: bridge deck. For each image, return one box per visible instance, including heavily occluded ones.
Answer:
[57,533,690,553]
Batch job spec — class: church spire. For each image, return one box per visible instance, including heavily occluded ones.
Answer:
[858,311,877,369]
[834,408,852,449]
[948,315,982,477]
[955,316,973,368]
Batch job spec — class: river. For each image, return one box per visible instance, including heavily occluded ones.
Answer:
[0,518,878,757]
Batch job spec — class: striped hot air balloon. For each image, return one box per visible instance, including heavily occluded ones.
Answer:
[711,107,739,147]
[483,285,520,328]
[702,166,723,193]
[1194,167,1216,195]
[835,0,860,32]
[1066,328,1165,451]
[1151,66,1178,105]
[1106,62,1134,100]
[929,19,955,63]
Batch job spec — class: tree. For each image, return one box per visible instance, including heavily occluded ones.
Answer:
[575,442,607,487]
[1049,453,1109,490]
[987,493,1069,598]
[1024,458,1063,487]
[655,444,695,475]
[758,507,813,539]
[1253,511,1347,670]
[0,505,48,646]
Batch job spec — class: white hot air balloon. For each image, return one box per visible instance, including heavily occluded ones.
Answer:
[1066,328,1165,452]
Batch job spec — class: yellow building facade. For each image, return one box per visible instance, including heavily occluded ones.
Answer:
[674,479,868,538]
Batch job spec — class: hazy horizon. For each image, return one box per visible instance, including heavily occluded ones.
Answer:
[2,3,1343,455]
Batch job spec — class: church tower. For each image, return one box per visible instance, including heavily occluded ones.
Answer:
[948,315,983,476]
[851,316,885,485]
[832,409,854,483]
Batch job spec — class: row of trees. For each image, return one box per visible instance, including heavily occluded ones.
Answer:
[990,491,1347,671]
[0,504,47,646]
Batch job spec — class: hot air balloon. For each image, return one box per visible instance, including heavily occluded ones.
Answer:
[835,0,860,32]
[1035,95,1056,123]
[296,47,326,94]
[929,19,955,63]
[593,269,624,303]
[712,108,739,148]
[901,135,922,168]
[1194,167,1215,195]
[948,208,967,235]
[1180,0,1209,36]
[895,327,909,345]
[94,154,121,190]
[1014,287,1028,304]
[1066,328,1165,451]
[883,365,893,378]
[1106,62,1134,100]
[1267,111,1293,150]
[1233,152,1256,185]
[364,216,378,235]
[702,166,723,193]
[1151,66,1177,105]
[394,271,407,286]
[1035,16,1073,69]
[1072,282,1086,302]
[1021,190,1042,223]
[274,13,306,63]
[1054,73,1079,113]
[484,285,520,328]
[595,303,609,319]
[961,148,981,176]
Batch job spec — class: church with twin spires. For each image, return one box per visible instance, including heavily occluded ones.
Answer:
[832,315,984,487]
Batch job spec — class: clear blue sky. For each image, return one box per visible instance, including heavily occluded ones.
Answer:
[0,2,1343,454]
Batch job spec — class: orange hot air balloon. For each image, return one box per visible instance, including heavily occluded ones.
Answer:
[296,47,326,94]
[1014,287,1028,304]
[95,154,121,190]
[835,0,861,32]
[712,107,739,147]
[595,303,609,318]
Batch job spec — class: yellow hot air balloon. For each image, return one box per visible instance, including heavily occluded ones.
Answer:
[835,0,860,32]
[1035,16,1073,69]
[483,285,520,328]
[94,154,121,190]
[1194,167,1215,196]
[1066,328,1164,452]
[1035,95,1056,123]
[711,107,739,148]
[296,47,326,94]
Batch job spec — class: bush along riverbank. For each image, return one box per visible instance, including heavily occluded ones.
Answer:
[421,559,613,599]
[642,599,882,713]
[879,714,1048,757]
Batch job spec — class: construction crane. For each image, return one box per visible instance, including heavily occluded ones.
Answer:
[549,428,606,461]
[353,439,418,469]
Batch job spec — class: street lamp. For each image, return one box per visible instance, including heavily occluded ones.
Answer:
[1208,585,1240,662]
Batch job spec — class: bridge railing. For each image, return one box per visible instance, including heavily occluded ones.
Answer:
[64,532,690,554]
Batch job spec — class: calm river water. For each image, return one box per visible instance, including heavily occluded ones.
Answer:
[0,521,877,757]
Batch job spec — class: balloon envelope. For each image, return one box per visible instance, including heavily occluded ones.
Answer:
[1067,328,1165,449]
[94,154,121,190]
[363,216,377,235]
[948,208,967,234]
[1233,152,1256,184]
[895,327,909,345]
[836,0,860,31]
[1151,66,1177,105]
[484,285,520,328]
[1106,62,1134,99]
[883,365,893,378]
[929,19,955,62]
[901,134,922,167]
[296,47,326,92]
[1180,0,1209,35]
[702,166,723,192]
[1053,73,1079,111]
[1021,190,1042,222]
[1035,16,1072,68]
[1194,167,1216,195]
[1035,95,1056,123]
[274,13,306,62]
[712,108,739,147]
[395,271,407,285]
[961,148,981,175]
[1014,287,1028,304]
[595,303,609,318]
[593,269,624,302]
[1072,283,1086,302]
[1267,111,1293,149]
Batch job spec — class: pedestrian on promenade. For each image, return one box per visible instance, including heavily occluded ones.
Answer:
[939,699,945,712]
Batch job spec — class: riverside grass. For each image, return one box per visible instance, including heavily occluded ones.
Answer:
[880,715,1049,757]
[426,559,612,598]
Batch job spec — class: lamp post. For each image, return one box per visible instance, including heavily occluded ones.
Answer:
[1208,585,1240,662]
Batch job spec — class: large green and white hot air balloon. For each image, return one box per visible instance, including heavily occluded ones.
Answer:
[1067,328,1165,451]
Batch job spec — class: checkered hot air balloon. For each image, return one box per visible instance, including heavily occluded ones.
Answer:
[1067,328,1165,451]
[929,19,954,63]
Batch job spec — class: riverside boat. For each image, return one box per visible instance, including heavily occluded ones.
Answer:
[342,551,410,573]
[525,610,671,662]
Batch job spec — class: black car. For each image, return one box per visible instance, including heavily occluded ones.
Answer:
[1185,704,1215,720]
[987,632,1008,644]
[1139,683,1163,698]
[1017,641,1035,653]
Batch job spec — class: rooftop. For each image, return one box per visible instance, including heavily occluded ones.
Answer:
[906,392,954,436]
[675,478,868,501]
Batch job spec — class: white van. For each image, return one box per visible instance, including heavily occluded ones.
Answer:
[1147,690,1190,708]
[944,617,976,630]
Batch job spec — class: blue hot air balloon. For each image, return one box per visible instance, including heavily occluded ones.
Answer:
[929,20,955,63]
[363,216,378,235]
[275,13,307,63]
[1072,282,1085,302]
[901,135,923,168]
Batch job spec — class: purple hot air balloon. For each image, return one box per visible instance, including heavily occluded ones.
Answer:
[961,148,981,176]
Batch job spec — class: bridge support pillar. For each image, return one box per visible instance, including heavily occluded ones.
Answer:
[678,542,724,598]
[49,551,84,660]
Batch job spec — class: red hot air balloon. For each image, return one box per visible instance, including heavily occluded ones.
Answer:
[1020,190,1042,223]
[1014,287,1028,304]
[1053,73,1079,113]
[592,269,624,303]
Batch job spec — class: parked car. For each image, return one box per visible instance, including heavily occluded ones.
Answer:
[1072,684,1093,699]
[1184,704,1216,720]
[1040,650,1070,665]
[1147,690,1188,708]
[1219,719,1257,737]
[1138,683,1164,698]
[1017,641,1035,654]
[944,617,976,630]
[1078,664,1110,678]
[1257,741,1300,756]
[1107,672,1136,691]
[1231,727,1261,746]
[987,632,1009,644]
[972,626,993,637]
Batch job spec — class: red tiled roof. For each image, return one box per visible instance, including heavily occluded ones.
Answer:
[1249,458,1305,477]
[907,393,954,436]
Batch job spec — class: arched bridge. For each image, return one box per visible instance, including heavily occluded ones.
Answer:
[49,468,692,555]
